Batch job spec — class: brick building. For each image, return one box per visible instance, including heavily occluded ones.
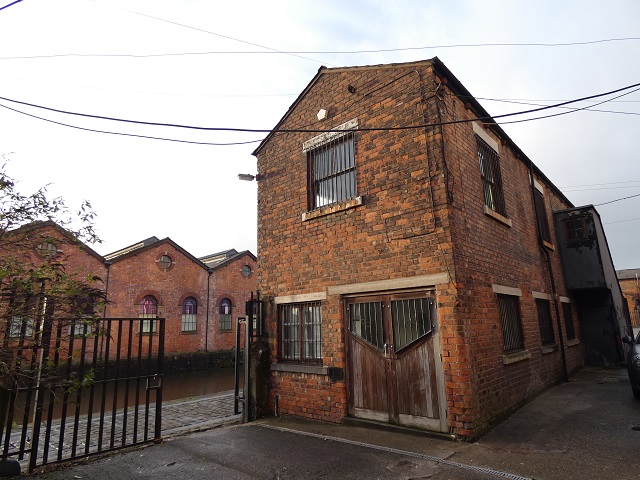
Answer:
[617,268,640,329]
[252,58,627,439]
[1,221,257,358]
[105,239,257,354]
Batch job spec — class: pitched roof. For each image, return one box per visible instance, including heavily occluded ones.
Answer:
[104,236,159,260]
[206,250,256,272]
[105,237,209,270]
[252,57,573,208]
[617,268,640,281]
[198,249,238,267]
[3,220,105,263]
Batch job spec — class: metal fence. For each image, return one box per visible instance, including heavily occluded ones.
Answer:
[1,317,165,473]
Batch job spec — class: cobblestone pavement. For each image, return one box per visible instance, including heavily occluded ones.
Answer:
[7,390,240,472]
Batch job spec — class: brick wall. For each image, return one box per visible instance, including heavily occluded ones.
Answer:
[256,60,584,438]
[620,278,640,327]
[106,242,257,355]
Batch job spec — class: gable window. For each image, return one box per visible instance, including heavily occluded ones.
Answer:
[139,295,158,333]
[278,302,322,363]
[303,119,358,211]
[37,241,57,258]
[535,299,555,346]
[219,298,232,332]
[476,136,507,217]
[157,254,172,271]
[497,294,525,353]
[181,297,197,332]
[533,186,552,244]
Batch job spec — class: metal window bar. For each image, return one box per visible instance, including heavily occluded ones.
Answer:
[497,294,525,353]
[476,136,507,216]
[348,301,384,350]
[536,299,555,346]
[391,298,434,351]
[534,189,552,243]
[310,133,356,209]
[562,302,576,341]
[279,302,322,363]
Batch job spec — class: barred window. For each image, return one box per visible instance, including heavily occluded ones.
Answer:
[219,298,232,332]
[476,136,507,216]
[139,295,158,333]
[497,294,524,353]
[308,133,356,209]
[181,297,197,332]
[536,299,555,346]
[279,302,322,363]
[534,188,552,243]
[562,301,575,341]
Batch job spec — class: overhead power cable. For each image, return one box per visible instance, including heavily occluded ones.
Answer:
[0,0,24,12]
[0,102,263,146]
[85,0,334,67]
[3,37,640,60]
[1,81,639,134]
[594,192,640,207]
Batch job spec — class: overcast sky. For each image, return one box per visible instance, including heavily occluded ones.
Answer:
[0,0,639,269]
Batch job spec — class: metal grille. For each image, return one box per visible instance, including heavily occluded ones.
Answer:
[308,133,356,209]
[391,297,434,351]
[534,189,552,243]
[562,301,576,340]
[348,301,383,350]
[536,299,555,346]
[279,302,322,363]
[497,294,524,353]
[476,136,506,216]
[1,317,164,473]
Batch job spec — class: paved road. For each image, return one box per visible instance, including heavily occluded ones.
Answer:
[29,366,640,479]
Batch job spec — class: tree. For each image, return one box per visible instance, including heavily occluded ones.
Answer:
[0,161,106,392]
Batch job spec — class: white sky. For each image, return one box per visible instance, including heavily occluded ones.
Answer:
[0,0,639,269]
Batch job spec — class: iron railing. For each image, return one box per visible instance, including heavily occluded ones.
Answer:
[0,317,164,473]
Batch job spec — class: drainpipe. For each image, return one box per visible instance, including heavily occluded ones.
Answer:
[100,261,112,362]
[529,161,569,382]
[205,270,212,352]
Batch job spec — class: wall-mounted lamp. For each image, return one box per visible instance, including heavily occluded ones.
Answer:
[317,108,328,121]
[238,173,262,181]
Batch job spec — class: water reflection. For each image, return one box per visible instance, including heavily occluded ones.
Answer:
[162,367,242,401]
[10,367,243,422]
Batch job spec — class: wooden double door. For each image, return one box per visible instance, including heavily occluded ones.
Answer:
[345,291,448,431]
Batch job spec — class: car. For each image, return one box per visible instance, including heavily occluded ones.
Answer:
[621,331,640,399]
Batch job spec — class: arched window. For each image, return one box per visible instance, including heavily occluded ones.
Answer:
[139,295,158,333]
[219,298,232,332]
[182,297,197,332]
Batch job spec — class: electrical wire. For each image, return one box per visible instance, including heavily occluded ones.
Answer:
[84,0,335,67]
[605,217,640,225]
[594,192,640,207]
[0,102,263,146]
[3,37,640,59]
[0,0,23,13]
[1,81,639,134]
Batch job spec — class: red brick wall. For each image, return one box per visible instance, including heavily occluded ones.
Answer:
[209,254,258,351]
[620,278,640,327]
[106,243,257,356]
[431,79,583,435]
[256,60,585,438]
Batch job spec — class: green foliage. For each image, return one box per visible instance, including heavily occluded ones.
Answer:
[0,161,106,390]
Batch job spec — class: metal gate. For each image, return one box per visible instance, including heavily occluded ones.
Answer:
[1,317,165,473]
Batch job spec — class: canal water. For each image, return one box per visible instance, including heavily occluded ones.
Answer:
[10,367,242,421]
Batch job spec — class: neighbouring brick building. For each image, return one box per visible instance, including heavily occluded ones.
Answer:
[252,58,629,439]
[105,239,257,355]
[617,268,640,328]
[1,221,257,358]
